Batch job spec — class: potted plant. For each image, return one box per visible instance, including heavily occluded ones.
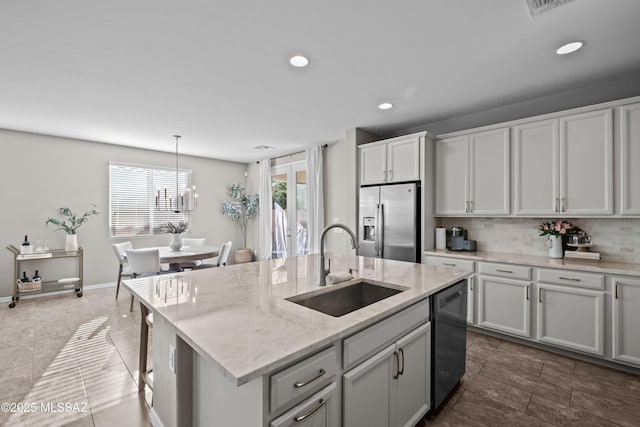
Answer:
[161,220,190,251]
[46,204,99,251]
[220,183,259,263]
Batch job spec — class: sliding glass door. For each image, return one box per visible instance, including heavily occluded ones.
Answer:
[271,162,308,259]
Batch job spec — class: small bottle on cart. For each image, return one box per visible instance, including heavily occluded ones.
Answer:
[22,235,30,246]
[21,272,30,283]
[33,270,41,281]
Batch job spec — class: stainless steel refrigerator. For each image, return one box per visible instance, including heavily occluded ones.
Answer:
[358,182,420,262]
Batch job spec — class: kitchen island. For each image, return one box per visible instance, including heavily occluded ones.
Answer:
[123,254,468,427]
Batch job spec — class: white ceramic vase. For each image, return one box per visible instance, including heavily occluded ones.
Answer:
[547,235,563,259]
[65,234,78,251]
[169,233,183,251]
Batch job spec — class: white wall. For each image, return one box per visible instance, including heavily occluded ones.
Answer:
[0,129,247,298]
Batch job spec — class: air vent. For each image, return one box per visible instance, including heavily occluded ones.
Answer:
[525,0,576,17]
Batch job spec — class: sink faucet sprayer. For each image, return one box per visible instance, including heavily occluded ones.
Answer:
[318,223,359,286]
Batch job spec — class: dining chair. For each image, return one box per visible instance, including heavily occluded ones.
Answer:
[180,238,207,270]
[112,242,134,301]
[126,248,165,311]
[194,241,232,269]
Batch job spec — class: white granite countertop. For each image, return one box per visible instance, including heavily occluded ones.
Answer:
[123,254,468,386]
[424,249,640,277]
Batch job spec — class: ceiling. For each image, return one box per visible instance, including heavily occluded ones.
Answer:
[2,0,640,163]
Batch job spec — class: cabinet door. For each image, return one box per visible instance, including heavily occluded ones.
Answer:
[394,323,431,427]
[537,284,604,356]
[343,344,395,427]
[559,109,613,215]
[360,144,387,186]
[270,382,339,427]
[513,119,559,215]
[619,103,640,215]
[477,276,531,338]
[612,278,640,365]
[387,138,420,183]
[469,128,510,215]
[467,275,475,325]
[435,136,469,215]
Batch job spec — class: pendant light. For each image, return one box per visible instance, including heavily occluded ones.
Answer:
[155,135,198,213]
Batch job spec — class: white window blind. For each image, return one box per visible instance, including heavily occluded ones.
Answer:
[109,162,191,237]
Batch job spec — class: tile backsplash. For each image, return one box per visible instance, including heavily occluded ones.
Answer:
[437,217,640,264]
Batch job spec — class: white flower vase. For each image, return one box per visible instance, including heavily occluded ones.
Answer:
[65,234,78,252]
[169,233,183,251]
[547,235,563,259]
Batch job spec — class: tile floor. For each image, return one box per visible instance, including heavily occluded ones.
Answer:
[420,330,640,426]
[0,287,151,426]
[2,287,639,426]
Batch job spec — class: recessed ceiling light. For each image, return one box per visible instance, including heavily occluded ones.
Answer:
[556,41,584,55]
[289,55,309,67]
[253,145,274,150]
[378,102,393,110]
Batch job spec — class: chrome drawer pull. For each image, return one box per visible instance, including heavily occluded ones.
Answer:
[443,262,457,267]
[293,369,326,388]
[496,269,513,274]
[293,399,326,422]
[558,276,580,282]
[398,348,405,375]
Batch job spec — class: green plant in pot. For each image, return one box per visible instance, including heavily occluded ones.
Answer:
[220,183,259,263]
[45,204,99,251]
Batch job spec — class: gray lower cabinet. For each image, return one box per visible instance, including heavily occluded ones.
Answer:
[477,275,531,338]
[612,276,640,365]
[343,323,431,427]
[270,382,339,427]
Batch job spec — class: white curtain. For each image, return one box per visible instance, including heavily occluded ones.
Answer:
[259,159,272,260]
[273,202,288,258]
[305,145,324,254]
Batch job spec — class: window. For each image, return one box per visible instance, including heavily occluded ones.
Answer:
[109,162,192,237]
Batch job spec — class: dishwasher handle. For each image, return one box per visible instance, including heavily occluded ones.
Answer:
[441,290,463,307]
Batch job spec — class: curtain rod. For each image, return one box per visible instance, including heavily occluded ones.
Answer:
[255,143,328,164]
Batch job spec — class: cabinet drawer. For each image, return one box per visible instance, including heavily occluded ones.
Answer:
[270,346,338,414]
[424,256,475,273]
[478,262,531,281]
[270,382,339,427]
[343,298,429,371]
[537,268,604,290]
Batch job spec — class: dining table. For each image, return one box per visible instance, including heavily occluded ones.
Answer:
[127,245,220,272]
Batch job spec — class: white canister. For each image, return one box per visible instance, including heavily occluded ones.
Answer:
[435,228,446,250]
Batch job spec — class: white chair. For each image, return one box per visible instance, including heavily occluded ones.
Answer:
[180,238,207,270]
[112,242,133,301]
[193,241,232,269]
[126,248,165,310]
[216,241,233,267]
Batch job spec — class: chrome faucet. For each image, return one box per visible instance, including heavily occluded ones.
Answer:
[318,223,359,286]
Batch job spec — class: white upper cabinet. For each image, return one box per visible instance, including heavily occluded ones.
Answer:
[514,109,613,216]
[619,102,640,215]
[560,109,613,215]
[435,136,468,215]
[513,119,559,215]
[359,136,420,186]
[435,128,510,216]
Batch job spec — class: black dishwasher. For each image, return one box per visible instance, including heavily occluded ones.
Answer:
[431,279,467,409]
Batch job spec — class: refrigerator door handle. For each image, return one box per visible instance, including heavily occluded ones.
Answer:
[374,204,380,257]
[379,203,385,258]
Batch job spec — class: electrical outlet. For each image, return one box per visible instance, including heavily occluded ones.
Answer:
[169,344,176,374]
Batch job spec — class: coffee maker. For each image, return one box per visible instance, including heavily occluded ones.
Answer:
[446,227,477,251]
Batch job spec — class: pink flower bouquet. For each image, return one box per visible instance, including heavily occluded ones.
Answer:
[539,220,575,237]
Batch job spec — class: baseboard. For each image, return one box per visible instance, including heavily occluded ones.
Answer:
[0,282,117,303]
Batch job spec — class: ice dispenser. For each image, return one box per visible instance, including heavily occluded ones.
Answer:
[363,217,376,241]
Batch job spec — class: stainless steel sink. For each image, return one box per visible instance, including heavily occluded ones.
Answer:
[287,280,406,317]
